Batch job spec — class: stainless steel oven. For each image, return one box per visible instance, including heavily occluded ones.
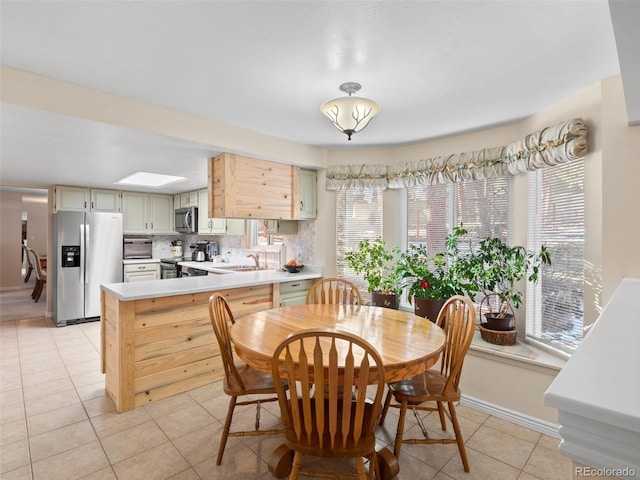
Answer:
[123,237,152,259]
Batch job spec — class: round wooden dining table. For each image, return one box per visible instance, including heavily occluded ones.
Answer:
[230,303,447,383]
[230,303,446,479]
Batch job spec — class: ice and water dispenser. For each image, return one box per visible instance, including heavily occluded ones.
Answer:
[61,245,80,268]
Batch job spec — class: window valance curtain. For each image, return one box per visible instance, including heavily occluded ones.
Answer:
[388,118,586,187]
[325,118,587,190]
[326,164,388,190]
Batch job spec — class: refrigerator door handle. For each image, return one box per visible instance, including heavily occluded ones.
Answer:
[80,224,86,284]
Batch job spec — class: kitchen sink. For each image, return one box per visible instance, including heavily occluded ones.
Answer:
[215,265,261,272]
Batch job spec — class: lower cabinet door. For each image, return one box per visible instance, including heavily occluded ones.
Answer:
[279,295,308,307]
[124,271,159,282]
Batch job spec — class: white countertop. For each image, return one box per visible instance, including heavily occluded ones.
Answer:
[102,265,323,301]
[544,277,640,475]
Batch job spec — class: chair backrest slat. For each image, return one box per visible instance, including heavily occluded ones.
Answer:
[208,293,244,391]
[435,296,476,394]
[28,249,44,280]
[306,278,362,306]
[272,329,385,454]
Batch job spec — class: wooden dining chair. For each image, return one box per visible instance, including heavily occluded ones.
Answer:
[207,293,284,465]
[271,328,385,480]
[28,248,46,302]
[379,295,476,472]
[22,244,33,283]
[306,277,363,305]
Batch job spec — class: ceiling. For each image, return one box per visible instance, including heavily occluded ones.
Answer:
[0,1,637,194]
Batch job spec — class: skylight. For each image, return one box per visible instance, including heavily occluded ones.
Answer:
[116,172,185,188]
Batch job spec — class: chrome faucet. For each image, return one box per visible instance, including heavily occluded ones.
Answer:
[247,253,260,268]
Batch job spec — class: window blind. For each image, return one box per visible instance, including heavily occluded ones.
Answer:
[406,177,512,306]
[336,189,384,301]
[407,177,512,254]
[526,159,584,353]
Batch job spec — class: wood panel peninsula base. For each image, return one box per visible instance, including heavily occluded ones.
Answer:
[99,268,322,413]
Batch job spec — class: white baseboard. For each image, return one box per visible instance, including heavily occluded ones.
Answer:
[460,394,560,439]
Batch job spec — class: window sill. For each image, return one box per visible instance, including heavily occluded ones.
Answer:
[469,331,566,373]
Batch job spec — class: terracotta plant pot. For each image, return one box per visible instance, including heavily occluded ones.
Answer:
[371,292,399,309]
[483,312,515,331]
[414,297,447,323]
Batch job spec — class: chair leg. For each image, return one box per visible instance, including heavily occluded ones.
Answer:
[437,401,447,430]
[31,280,39,300]
[34,280,44,302]
[217,395,237,465]
[24,267,32,283]
[355,456,366,480]
[448,401,470,472]
[393,400,408,460]
[290,451,303,480]
[367,452,380,480]
[379,389,393,426]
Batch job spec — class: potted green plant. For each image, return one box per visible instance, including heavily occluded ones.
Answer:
[397,225,478,321]
[470,236,551,332]
[345,238,402,309]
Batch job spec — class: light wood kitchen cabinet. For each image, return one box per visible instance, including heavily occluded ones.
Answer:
[55,186,121,212]
[297,169,317,219]
[101,283,273,412]
[122,192,174,234]
[197,188,246,235]
[209,152,296,220]
[123,263,160,282]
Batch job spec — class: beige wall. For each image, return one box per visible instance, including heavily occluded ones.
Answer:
[3,68,639,423]
[22,194,48,255]
[0,191,23,289]
[313,76,639,423]
[601,76,640,301]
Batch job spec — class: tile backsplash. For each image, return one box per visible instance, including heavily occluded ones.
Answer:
[150,219,315,266]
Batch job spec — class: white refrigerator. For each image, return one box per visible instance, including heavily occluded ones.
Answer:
[52,211,123,326]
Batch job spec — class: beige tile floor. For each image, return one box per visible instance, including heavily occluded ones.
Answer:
[0,314,572,480]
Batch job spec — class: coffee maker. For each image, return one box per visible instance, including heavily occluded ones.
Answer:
[191,241,209,261]
[191,241,218,261]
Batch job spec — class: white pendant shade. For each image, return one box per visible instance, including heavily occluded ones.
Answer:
[320,83,380,140]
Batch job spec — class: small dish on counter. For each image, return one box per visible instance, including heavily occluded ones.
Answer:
[283,264,304,273]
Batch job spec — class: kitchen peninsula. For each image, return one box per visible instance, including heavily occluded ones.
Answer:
[100,268,322,412]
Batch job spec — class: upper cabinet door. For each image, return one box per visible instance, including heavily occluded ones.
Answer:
[148,194,174,234]
[180,190,199,207]
[90,189,121,212]
[197,188,211,234]
[122,192,148,234]
[209,153,295,220]
[298,169,317,219]
[55,186,89,212]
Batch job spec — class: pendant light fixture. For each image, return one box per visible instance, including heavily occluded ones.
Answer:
[320,82,380,140]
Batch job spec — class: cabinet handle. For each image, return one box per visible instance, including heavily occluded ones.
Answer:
[145,222,148,229]
[291,283,301,287]
[138,266,145,270]
[300,201,304,211]
[151,223,154,229]
[91,201,94,209]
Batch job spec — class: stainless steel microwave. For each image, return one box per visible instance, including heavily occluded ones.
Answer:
[175,207,198,233]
